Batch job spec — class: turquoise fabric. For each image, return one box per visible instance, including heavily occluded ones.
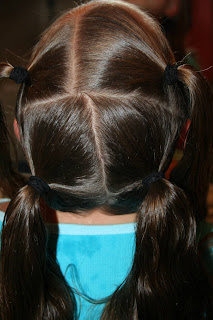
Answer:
[0,200,136,320]
[197,221,213,278]
[198,220,213,241]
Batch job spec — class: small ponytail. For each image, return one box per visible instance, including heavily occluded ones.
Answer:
[102,179,209,319]
[0,62,30,85]
[133,179,205,318]
[0,185,76,320]
[0,62,14,79]
[170,65,213,221]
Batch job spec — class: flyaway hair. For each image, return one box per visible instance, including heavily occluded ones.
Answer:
[0,1,213,319]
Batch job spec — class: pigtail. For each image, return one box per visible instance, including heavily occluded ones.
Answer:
[0,185,46,319]
[0,62,14,79]
[170,65,213,221]
[132,179,208,318]
[0,185,76,320]
[102,179,210,319]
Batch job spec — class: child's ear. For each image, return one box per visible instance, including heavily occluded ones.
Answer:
[13,118,20,141]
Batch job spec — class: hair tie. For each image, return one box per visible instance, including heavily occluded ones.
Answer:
[27,176,50,196]
[9,66,30,84]
[142,171,165,188]
[164,63,178,85]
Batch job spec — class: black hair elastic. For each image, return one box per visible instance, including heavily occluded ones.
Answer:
[164,63,179,85]
[9,66,30,84]
[27,176,50,196]
[142,171,165,188]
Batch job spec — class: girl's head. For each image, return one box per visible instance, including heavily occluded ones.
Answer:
[0,1,212,319]
[1,0,193,212]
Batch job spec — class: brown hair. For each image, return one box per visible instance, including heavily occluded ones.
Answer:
[0,97,25,198]
[0,1,213,319]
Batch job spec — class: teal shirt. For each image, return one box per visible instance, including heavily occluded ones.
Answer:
[197,220,213,278]
[0,199,136,320]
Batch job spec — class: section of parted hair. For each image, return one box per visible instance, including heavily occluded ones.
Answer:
[16,84,186,213]
[1,1,213,320]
